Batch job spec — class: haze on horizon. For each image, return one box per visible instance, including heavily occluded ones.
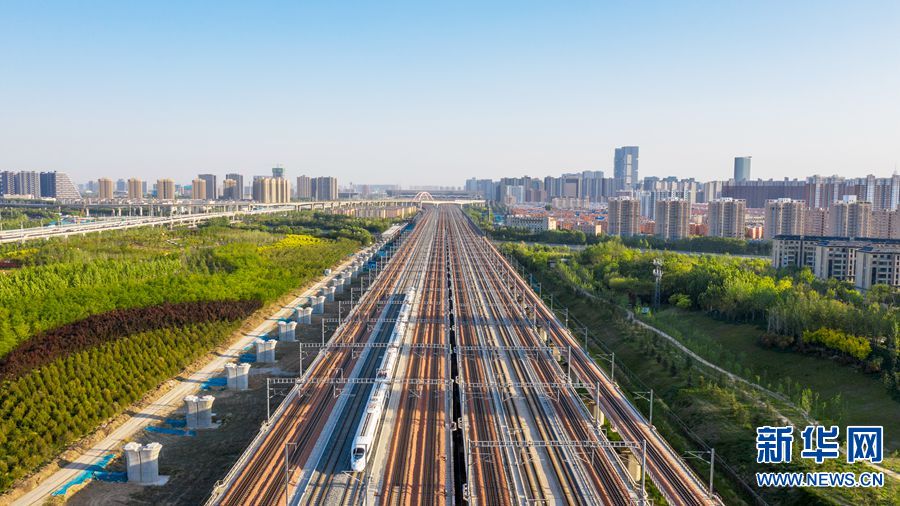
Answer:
[1,1,898,186]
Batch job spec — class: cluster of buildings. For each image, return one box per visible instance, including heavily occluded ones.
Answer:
[482,148,900,288]
[60,169,341,204]
[2,167,442,207]
[772,235,900,290]
[762,196,898,240]
[764,196,900,289]
[474,149,900,241]
[0,171,81,201]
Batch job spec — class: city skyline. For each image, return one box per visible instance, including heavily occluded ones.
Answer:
[2,2,899,185]
[31,154,900,191]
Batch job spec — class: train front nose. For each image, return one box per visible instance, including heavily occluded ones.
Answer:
[351,447,366,471]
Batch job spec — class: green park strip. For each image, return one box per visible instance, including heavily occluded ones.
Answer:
[500,240,900,401]
[642,309,900,440]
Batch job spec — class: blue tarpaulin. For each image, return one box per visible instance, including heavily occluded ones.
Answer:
[52,453,116,496]
[145,426,196,437]
[165,418,186,427]
[94,471,127,482]
[239,353,256,362]
[200,377,227,390]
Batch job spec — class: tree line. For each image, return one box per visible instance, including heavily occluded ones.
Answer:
[0,321,239,491]
[238,210,397,245]
[0,300,260,380]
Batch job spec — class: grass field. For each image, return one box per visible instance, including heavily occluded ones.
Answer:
[645,308,900,450]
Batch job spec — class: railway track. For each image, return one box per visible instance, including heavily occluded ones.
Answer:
[379,209,449,506]
[212,205,718,506]
[213,221,425,506]
[447,207,635,505]
[467,215,722,506]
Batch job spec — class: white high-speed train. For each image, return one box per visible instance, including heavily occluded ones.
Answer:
[350,289,415,472]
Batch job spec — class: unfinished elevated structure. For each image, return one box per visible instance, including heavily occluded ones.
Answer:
[224,362,250,390]
[184,394,216,429]
[124,442,163,485]
[254,339,276,363]
[278,321,297,342]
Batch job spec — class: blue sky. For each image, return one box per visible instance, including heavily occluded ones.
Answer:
[1,1,898,186]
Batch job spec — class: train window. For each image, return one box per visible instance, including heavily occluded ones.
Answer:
[352,447,365,459]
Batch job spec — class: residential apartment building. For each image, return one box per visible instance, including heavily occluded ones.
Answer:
[805,208,828,236]
[573,221,602,236]
[700,180,725,204]
[97,178,114,199]
[0,171,13,195]
[764,198,806,239]
[225,173,244,200]
[813,242,859,283]
[872,210,900,240]
[314,176,338,201]
[707,198,746,238]
[197,174,217,200]
[654,198,690,240]
[772,235,900,289]
[296,175,313,199]
[156,178,176,200]
[856,246,900,290]
[723,179,806,208]
[772,235,819,270]
[127,178,143,199]
[38,171,80,200]
[607,197,640,237]
[806,174,900,211]
[192,178,207,200]
[252,176,291,203]
[9,170,41,197]
[222,179,240,200]
[829,198,872,238]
